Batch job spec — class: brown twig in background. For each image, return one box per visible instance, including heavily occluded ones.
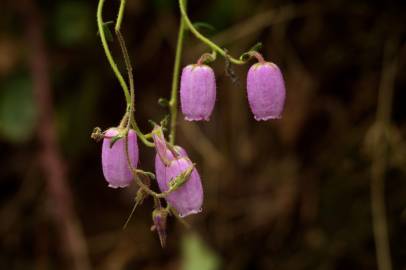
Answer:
[21,1,91,269]
[188,3,318,59]
[179,121,228,169]
[367,39,399,270]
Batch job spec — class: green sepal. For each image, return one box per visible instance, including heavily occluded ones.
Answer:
[109,133,123,148]
[168,164,194,192]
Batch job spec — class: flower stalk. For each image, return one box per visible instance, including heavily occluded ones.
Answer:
[96,0,130,104]
[169,0,187,145]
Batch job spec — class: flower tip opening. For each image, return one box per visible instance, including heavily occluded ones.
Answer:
[178,207,203,218]
[184,115,210,121]
[254,114,283,121]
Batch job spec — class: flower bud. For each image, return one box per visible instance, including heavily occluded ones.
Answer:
[247,62,286,120]
[155,147,203,217]
[151,125,171,166]
[180,64,216,121]
[102,128,139,188]
[151,208,168,248]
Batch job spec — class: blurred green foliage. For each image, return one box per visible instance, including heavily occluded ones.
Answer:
[182,233,220,270]
[53,1,92,46]
[0,74,37,142]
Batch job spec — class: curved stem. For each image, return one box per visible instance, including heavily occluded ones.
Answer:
[178,0,246,65]
[169,0,187,145]
[97,0,131,105]
[131,117,155,147]
[248,51,265,64]
[115,0,126,32]
[197,51,217,65]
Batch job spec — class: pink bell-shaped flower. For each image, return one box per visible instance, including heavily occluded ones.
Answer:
[247,58,286,120]
[101,128,139,188]
[154,143,203,217]
[180,64,216,121]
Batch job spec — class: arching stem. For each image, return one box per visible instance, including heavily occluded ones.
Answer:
[178,0,246,65]
[97,0,131,105]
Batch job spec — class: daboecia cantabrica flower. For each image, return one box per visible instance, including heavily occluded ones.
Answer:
[247,61,286,120]
[155,146,203,217]
[101,128,139,188]
[180,64,216,121]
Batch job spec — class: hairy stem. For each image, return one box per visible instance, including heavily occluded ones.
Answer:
[97,0,131,105]
[112,0,154,147]
[116,30,154,147]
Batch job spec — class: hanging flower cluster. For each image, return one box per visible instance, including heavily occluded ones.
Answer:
[93,0,286,247]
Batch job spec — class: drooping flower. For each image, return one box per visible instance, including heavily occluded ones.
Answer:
[247,61,286,120]
[102,128,139,188]
[154,146,203,217]
[180,64,216,121]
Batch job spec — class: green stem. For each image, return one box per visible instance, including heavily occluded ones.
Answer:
[115,0,126,32]
[131,117,155,147]
[169,0,187,145]
[178,0,246,65]
[97,0,131,105]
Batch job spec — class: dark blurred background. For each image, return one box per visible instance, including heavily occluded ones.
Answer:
[0,0,405,269]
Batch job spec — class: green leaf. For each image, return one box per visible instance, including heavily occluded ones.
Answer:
[193,22,216,34]
[249,42,263,52]
[158,98,169,107]
[182,233,221,270]
[102,21,114,42]
[0,75,37,143]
